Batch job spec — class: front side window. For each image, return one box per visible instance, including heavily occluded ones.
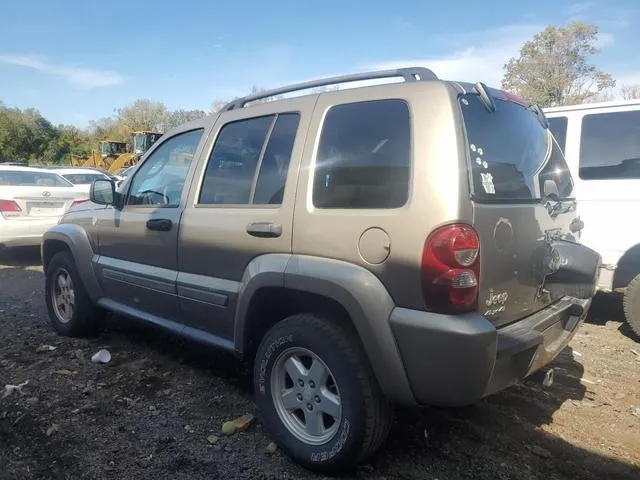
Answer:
[127,129,203,207]
[579,110,640,180]
[199,113,300,205]
[460,93,573,201]
[313,99,411,209]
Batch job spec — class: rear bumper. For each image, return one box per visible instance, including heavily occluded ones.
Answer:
[389,297,591,407]
[0,218,60,248]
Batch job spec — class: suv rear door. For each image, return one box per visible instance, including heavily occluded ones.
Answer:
[459,89,580,327]
[177,97,315,343]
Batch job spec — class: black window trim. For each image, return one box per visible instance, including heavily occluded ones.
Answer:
[123,127,205,209]
[194,111,301,209]
[310,98,413,211]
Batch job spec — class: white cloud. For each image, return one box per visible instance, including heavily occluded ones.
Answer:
[0,54,123,88]
[365,24,544,88]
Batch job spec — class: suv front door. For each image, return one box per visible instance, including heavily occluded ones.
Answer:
[94,127,207,324]
[177,97,314,344]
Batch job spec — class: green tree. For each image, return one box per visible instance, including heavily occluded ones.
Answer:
[116,99,168,132]
[210,86,286,113]
[164,109,208,130]
[502,21,615,107]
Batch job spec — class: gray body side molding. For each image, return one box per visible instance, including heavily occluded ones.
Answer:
[234,254,416,405]
[42,224,103,302]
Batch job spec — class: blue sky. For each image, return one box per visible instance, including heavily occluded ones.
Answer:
[1,0,639,128]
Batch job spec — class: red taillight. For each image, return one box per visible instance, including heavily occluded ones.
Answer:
[0,199,21,213]
[421,224,480,313]
[71,199,89,208]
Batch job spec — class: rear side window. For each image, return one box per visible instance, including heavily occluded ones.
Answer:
[548,116,568,153]
[579,110,640,180]
[313,99,411,209]
[460,94,573,201]
[199,113,300,205]
[0,170,73,187]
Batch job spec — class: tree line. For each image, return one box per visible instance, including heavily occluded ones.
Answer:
[1,21,638,165]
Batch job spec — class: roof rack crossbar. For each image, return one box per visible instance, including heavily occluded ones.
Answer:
[221,66,437,111]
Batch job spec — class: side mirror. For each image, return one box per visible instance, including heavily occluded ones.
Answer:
[90,178,115,205]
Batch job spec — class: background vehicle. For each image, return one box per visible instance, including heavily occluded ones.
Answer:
[545,100,640,337]
[0,166,88,249]
[42,68,599,473]
[70,131,162,174]
[112,165,136,189]
[49,167,115,193]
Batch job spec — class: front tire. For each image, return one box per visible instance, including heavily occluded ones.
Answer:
[623,274,640,338]
[254,314,392,473]
[45,251,104,337]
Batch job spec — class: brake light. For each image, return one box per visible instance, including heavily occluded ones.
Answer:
[71,199,89,208]
[421,224,480,313]
[499,90,529,107]
[0,199,21,215]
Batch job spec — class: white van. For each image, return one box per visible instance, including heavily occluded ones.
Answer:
[544,99,640,337]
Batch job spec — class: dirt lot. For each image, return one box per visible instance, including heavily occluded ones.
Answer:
[1,247,639,480]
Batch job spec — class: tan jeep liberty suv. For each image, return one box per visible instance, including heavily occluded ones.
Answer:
[42,67,601,473]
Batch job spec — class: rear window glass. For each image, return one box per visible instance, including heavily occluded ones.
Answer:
[460,94,573,201]
[548,116,568,153]
[313,99,411,209]
[0,170,73,187]
[579,110,640,180]
[62,173,107,184]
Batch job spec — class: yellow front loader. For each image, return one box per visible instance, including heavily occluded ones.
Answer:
[69,132,162,173]
[69,140,127,170]
[106,131,162,174]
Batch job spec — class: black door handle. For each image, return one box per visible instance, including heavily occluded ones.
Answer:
[246,222,282,238]
[146,218,173,231]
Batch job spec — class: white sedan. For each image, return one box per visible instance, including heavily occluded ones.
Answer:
[0,166,89,248]
[49,167,114,193]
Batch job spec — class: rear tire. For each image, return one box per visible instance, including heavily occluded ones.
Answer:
[254,314,393,473]
[623,274,640,338]
[45,251,104,337]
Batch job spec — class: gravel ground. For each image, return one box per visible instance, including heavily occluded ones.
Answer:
[1,247,639,480]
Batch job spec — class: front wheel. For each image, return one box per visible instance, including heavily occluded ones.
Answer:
[254,314,393,473]
[45,251,104,337]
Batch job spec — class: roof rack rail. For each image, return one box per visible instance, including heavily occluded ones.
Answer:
[221,66,437,111]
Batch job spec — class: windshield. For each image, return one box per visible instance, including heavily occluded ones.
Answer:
[0,170,74,187]
[133,134,147,154]
[460,93,574,201]
[133,133,162,154]
[61,173,107,185]
[100,142,126,156]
